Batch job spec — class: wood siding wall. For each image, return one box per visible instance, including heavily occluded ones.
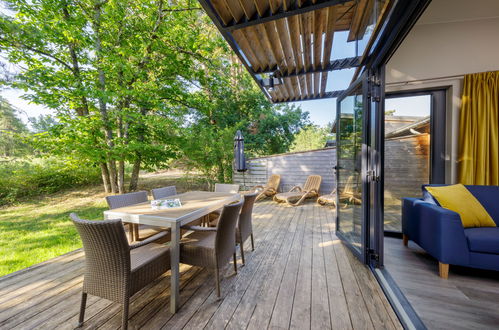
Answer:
[384,134,430,205]
[234,148,336,194]
[235,134,429,204]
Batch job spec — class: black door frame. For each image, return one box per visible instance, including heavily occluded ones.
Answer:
[385,88,447,183]
[340,0,434,328]
[335,72,369,264]
[383,88,447,238]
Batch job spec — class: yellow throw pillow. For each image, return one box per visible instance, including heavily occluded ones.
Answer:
[425,184,496,228]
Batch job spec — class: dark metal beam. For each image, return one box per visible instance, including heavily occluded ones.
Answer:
[257,56,361,78]
[274,90,344,103]
[224,0,350,31]
[197,0,272,100]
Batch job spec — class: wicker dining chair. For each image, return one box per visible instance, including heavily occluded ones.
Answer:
[208,192,258,265]
[214,183,240,193]
[180,200,244,297]
[151,186,177,200]
[205,183,240,224]
[105,191,169,242]
[71,213,171,330]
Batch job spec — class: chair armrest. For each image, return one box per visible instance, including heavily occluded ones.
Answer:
[402,198,422,237]
[306,189,318,195]
[414,203,470,265]
[182,225,217,232]
[289,186,302,192]
[129,231,169,250]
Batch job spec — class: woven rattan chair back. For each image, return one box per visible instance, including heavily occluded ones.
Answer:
[214,183,240,193]
[105,191,148,209]
[70,213,130,303]
[267,174,281,190]
[303,175,322,193]
[215,200,244,266]
[151,186,177,200]
[238,192,258,243]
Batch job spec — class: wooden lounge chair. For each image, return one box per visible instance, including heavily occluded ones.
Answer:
[71,213,171,330]
[317,176,361,208]
[253,174,281,201]
[273,175,322,206]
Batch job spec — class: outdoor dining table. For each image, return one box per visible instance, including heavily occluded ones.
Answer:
[103,190,241,313]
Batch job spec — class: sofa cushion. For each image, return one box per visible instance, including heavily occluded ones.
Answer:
[465,227,499,254]
[425,184,496,228]
[422,189,439,205]
[465,186,499,225]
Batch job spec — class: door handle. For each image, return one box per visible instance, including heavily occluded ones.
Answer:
[366,171,379,182]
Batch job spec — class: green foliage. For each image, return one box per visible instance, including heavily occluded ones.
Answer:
[0,171,208,276]
[180,66,308,182]
[29,114,58,133]
[290,125,330,152]
[0,157,101,205]
[0,0,309,189]
[0,96,30,156]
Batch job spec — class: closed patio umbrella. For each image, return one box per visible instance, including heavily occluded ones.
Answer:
[234,130,247,172]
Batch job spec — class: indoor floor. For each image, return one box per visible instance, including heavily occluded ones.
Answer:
[385,237,499,329]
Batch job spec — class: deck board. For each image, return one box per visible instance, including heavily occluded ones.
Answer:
[0,201,401,330]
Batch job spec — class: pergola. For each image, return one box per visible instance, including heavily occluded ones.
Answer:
[198,0,389,103]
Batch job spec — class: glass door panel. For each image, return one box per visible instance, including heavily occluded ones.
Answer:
[383,95,431,233]
[336,82,365,256]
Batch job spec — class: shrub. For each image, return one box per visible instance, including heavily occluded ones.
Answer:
[0,157,101,206]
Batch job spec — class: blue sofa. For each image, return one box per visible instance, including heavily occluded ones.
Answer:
[402,184,499,278]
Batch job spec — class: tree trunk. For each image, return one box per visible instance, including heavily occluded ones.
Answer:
[116,108,126,194]
[108,160,118,193]
[129,157,141,191]
[118,160,125,193]
[62,4,90,117]
[100,162,111,193]
[129,106,147,191]
[92,2,117,193]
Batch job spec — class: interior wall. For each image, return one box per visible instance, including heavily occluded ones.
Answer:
[385,0,499,183]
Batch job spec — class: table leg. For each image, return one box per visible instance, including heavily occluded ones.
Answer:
[170,222,180,314]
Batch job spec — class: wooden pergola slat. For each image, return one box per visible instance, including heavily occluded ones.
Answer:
[199,0,386,103]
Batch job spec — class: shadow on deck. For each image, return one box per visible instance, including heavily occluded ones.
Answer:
[0,201,400,329]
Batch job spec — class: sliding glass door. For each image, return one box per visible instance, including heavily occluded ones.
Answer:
[336,76,367,260]
[336,71,384,265]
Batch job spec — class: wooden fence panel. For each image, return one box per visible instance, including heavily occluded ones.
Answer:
[233,148,336,194]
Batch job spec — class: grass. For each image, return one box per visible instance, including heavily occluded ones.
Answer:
[0,171,208,277]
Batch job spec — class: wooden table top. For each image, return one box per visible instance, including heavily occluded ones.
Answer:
[103,191,240,226]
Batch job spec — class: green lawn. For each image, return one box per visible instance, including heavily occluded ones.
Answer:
[0,172,208,277]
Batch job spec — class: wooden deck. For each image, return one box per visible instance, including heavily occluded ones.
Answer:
[385,237,499,329]
[0,201,401,330]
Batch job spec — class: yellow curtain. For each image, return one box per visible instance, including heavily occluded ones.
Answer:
[458,71,499,185]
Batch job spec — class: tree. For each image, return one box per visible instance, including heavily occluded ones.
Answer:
[0,96,30,156]
[179,59,309,183]
[0,0,216,192]
[289,125,329,152]
[0,0,309,189]
[29,114,58,133]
